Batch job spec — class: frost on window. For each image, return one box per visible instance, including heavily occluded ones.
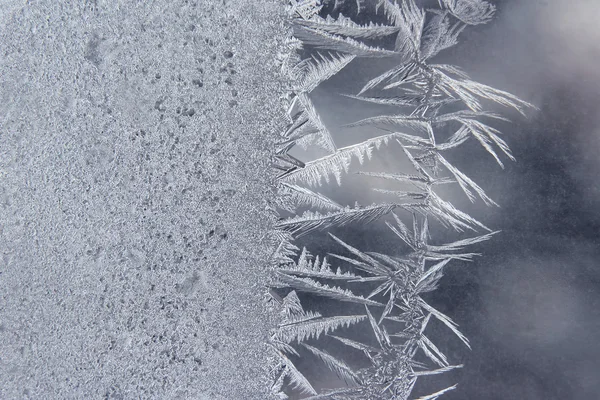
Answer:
[269,1,535,398]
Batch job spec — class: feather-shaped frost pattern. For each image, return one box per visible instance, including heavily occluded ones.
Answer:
[296,14,401,39]
[454,117,515,167]
[412,364,463,377]
[416,258,450,288]
[426,231,497,254]
[414,384,458,400]
[392,0,426,57]
[344,93,457,108]
[415,259,451,294]
[420,11,465,60]
[426,191,490,232]
[292,129,325,152]
[297,93,337,152]
[275,350,317,395]
[329,232,396,276]
[302,343,362,385]
[271,365,288,398]
[385,213,416,249]
[436,153,498,206]
[429,62,470,79]
[278,35,304,77]
[275,314,367,343]
[272,339,301,357]
[365,306,392,349]
[357,170,432,185]
[327,254,387,278]
[328,334,380,354]
[271,0,535,397]
[357,62,418,95]
[376,0,424,58]
[279,254,362,280]
[279,133,395,186]
[439,0,495,25]
[279,182,343,212]
[276,203,398,237]
[294,26,399,57]
[366,251,410,272]
[271,232,301,266]
[284,309,324,326]
[344,114,430,133]
[390,190,489,233]
[281,290,308,318]
[418,335,449,367]
[283,108,309,138]
[419,299,470,348]
[295,51,356,93]
[276,273,385,306]
[433,67,536,114]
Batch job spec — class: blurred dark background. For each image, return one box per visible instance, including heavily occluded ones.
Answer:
[292,0,600,398]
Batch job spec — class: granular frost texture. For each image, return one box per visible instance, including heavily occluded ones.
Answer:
[0,1,287,398]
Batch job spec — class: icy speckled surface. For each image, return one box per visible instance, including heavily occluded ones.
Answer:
[0,1,286,398]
